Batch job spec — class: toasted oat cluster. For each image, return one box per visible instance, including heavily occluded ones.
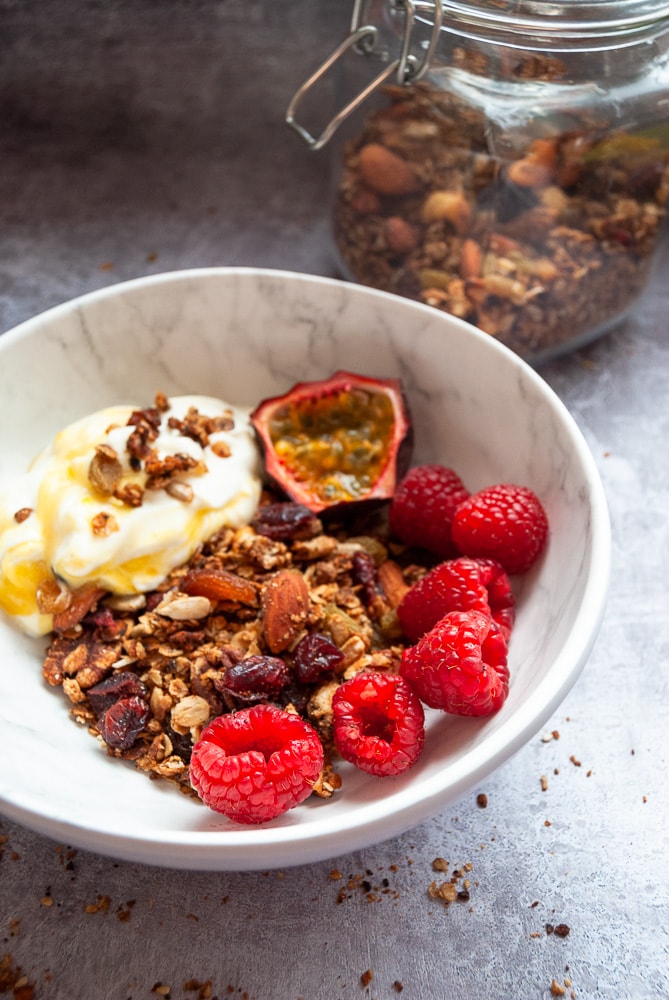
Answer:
[334,77,669,359]
[42,496,427,800]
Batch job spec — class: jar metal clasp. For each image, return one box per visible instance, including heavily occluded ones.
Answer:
[286,0,443,151]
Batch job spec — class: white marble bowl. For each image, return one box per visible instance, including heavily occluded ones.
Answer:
[0,268,610,870]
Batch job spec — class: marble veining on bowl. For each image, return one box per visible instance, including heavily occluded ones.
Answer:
[0,268,610,870]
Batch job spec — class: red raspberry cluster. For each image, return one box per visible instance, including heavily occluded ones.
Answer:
[189,464,548,825]
[391,465,547,721]
[331,467,547,774]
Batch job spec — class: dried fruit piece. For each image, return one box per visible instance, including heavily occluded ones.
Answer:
[252,502,321,541]
[293,633,345,684]
[400,609,509,717]
[222,655,291,702]
[331,672,425,777]
[35,575,72,616]
[97,695,150,750]
[389,464,470,558]
[452,483,548,574]
[189,704,324,823]
[181,568,258,607]
[250,371,413,514]
[87,672,148,715]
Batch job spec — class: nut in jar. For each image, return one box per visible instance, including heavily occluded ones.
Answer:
[288,1,669,363]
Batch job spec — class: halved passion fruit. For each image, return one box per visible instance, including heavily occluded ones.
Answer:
[250,371,413,514]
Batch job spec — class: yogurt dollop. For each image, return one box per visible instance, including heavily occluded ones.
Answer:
[0,395,263,636]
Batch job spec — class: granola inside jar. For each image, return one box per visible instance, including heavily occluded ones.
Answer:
[292,1,669,363]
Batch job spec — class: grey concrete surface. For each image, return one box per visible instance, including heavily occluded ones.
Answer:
[1,3,667,998]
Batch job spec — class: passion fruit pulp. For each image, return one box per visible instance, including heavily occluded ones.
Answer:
[250,371,413,514]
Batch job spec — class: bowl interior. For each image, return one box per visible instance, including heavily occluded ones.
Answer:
[0,268,610,869]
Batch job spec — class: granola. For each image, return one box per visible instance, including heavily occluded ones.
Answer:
[42,495,431,801]
[333,79,669,361]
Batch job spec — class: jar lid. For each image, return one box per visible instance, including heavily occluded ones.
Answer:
[287,0,669,149]
[436,0,669,34]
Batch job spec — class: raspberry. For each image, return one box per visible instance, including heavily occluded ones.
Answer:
[189,704,324,824]
[397,556,515,644]
[389,464,470,558]
[332,672,425,777]
[451,483,548,575]
[400,610,509,717]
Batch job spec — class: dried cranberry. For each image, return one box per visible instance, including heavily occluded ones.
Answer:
[87,672,148,715]
[222,655,291,702]
[293,633,344,684]
[352,550,382,606]
[97,695,149,750]
[82,607,126,640]
[252,502,321,541]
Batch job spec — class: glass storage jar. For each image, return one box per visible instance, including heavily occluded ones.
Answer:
[287,0,669,364]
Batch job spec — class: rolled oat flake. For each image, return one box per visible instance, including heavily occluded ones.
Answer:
[287,0,669,363]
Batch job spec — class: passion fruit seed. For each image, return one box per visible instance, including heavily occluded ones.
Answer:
[250,371,413,514]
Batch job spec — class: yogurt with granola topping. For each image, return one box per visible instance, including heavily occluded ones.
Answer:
[0,395,263,637]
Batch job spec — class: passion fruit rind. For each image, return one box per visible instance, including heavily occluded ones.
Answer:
[250,370,414,516]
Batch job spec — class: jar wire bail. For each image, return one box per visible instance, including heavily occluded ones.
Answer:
[285,0,443,151]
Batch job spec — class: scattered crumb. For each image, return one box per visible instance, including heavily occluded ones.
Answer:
[360,969,373,988]
[335,867,402,904]
[476,792,488,808]
[85,895,111,915]
[116,900,136,923]
[40,895,54,907]
[544,819,552,827]
[0,954,35,999]
[428,861,473,907]
[550,979,566,996]
[541,775,549,792]
[569,755,582,767]
[183,979,213,999]
[329,869,343,880]
[393,982,404,993]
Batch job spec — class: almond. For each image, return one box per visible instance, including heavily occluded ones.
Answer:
[261,569,310,653]
[384,216,419,255]
[52,583,105,633]
[377,560,410,609]
[357,143,420,197]
[460,237,482,279]
[182,567,258,607]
